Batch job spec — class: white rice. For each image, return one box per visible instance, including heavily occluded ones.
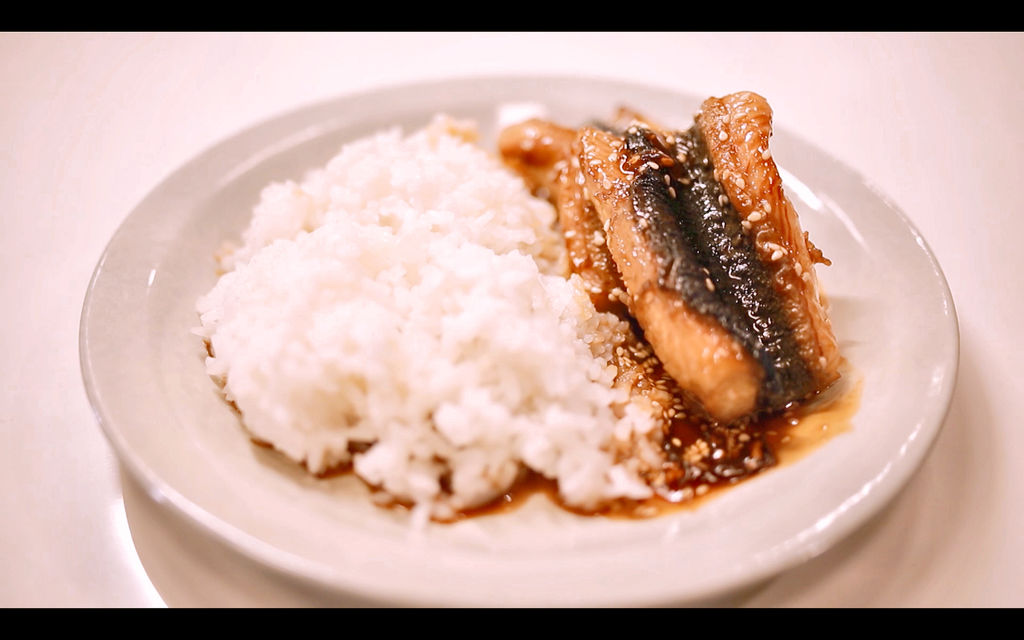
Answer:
[195,115,657,522]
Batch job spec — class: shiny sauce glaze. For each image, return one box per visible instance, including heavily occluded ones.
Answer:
[251,360,860,522]
[457,365,860,521]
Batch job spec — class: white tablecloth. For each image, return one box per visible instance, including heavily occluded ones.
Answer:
[3,32,1020,607]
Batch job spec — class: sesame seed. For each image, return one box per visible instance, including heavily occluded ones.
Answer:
[747,211,763,222]
[736,177,746,189]
[718,194,729,206]
[718,130,728,141]
[646,161,659,171]
[761,148,771,160]
[696,484,710,496]
[771,250,784,261]
[635,505,657,518]
[763,201,772,213]
[705,278,715,292]
[740,220,751,230]
[668,186,676,198]
[663,173,671,186]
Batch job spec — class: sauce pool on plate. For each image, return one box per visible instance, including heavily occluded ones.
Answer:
[455,369,861,521]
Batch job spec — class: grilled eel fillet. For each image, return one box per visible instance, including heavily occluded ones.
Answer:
[500,92,840,424]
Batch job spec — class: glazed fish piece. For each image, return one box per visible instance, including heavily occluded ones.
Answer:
[577,92,840,422]
[697,93,840,393]
[499,119,630,315]
[496,118,573,200]
[577,126,763,422]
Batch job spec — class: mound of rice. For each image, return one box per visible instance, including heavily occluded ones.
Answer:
[195,116,659,522]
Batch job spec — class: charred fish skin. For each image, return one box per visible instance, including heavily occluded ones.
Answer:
[578,127,762,423]
[625,125,817,415]
[697,92,841,393]
[624,128,734,325]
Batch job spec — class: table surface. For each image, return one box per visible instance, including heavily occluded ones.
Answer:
[3,32,1021,608]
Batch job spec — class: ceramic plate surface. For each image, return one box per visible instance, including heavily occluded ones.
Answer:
[80,76,958,607]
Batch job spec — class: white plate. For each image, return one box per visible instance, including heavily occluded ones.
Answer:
[80,76,959,607]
